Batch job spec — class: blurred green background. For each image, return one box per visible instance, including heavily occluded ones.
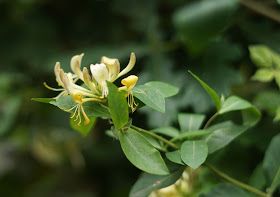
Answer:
[1,0,280,196]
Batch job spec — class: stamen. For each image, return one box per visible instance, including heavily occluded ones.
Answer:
[44,82,64,91]
[70,106,79,118]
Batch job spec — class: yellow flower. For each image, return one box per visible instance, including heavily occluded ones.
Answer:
[119,75,139,112]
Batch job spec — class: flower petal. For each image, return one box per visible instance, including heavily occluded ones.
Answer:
[117,52,136,79]
[101,56,120,82]
[71,53,84,81]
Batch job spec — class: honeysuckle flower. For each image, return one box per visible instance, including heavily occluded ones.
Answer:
[118,75,139,112]
[65,91,102,126]
[90,52,136,98]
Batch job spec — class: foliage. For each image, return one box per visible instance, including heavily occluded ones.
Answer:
[2,0,280,196]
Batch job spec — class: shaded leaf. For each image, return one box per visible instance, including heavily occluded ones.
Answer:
[150,127,180,138]
[178,113,205,132]
[189,71,221,111]
[219,96,251,114]
[32,98,56,103]
[201,183,250,197]
[107,82,129,129]
[118,128,169,175]
[133,85,165,113]
[129,163,184,197]
[70,116,96,137]
[166,150,184,165]
[263,133,280,192]
[249,45,274,67]
[145,81,179,98]
[205,121,249,154]
[180,140,208,169]
[173,0,237,54]
[251,68,274,82]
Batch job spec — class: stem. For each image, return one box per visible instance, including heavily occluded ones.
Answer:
[203,112,219,129]
[130,125,180,150]
[239,0,280,24]
[205,162,268,197]
[268,166,280,196]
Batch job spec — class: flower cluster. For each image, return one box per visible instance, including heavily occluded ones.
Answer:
[45,53,138,125]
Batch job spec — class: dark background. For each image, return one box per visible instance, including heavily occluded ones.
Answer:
[1,0,280,196]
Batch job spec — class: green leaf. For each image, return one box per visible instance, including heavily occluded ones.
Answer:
[249,164,266,190]
[249,45,274,67]
[133,85,165,113]
[274,70,280,88]
[32,98,56,103]
[50,95,111,118]
[251,68,274,82]
[219,96,252,114]
[274,107,280,122]
[242,106,261,127]
[83,101,111,118]
[172,130,213,142]
[178,113,205,132]
[173,0,237,54]
[254,90,280,115]
[145,81,179,98]
[180,140,208,169]
[201,183,250,197]
[205,121,249,154]
[189,71,221,111]
[129,163,185,197]
[150,127,180,138]
[263,133,280,193]
[140,133,164,151]
[50,95,76,110]
[166,150,185,165]
[70,116,96,137]
[107,82,129,129]
[118,128,169,175]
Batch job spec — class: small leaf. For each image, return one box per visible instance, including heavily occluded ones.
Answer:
[263,133,280,192]
[107,82,129,129]
[118,128,169,175]
[251,68,274,82]
[129,162,185,197]
[219,96,252,114]
[166,150,185,165]
[178,113,205,132]
[140,133,164,151]
[205,121,248,154]
[180,140,208,169]
[189,71,221,111]
[70,116,96,136]
[249,45,274,67]
[173,130,213,140]
[150,127,180,138]
[32,98,56,103]
[50,95,76,111]
[83,101,111,118]
[201,183,250,197]
[50,95,111,118]
[133,85,165,113]
[145,81,179,98]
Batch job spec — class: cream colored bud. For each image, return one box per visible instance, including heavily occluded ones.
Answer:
[83,67,98,94]
[70,53,84,81]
